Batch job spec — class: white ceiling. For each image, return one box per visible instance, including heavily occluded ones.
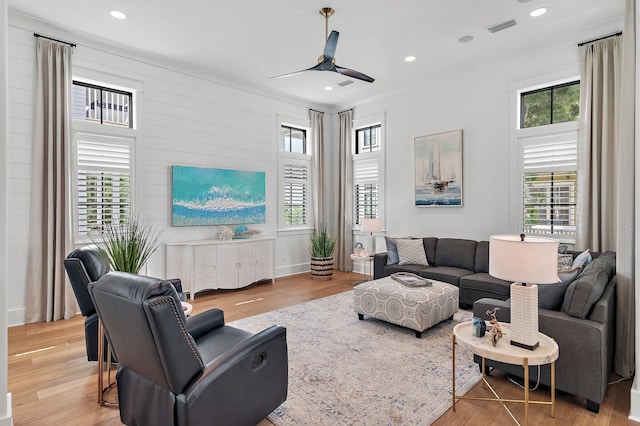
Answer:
[8,0,625,108]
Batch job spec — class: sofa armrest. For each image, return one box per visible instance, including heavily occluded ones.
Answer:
[473,298,511,322]
[373,253,388,279]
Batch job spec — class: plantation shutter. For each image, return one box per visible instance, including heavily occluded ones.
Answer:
[354,158,379,225]
[283,162,308,226]
[522,133,577,236]
[77,138,131,234]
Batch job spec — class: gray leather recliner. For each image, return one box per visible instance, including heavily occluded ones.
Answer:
[89,271,288,426]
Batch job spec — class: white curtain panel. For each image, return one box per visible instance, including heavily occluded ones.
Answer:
[576,36,621,252]
[577,0,636,377]
[337,110,354,271]
[310,109,324,229]
[614,0,636,378]
[24,39,76,323]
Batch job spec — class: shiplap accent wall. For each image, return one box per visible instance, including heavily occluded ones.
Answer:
[6,15,322,326]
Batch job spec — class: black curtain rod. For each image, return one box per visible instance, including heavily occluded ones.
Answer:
[309,108,324,114]
[578,32,622,47]
[338,108,353,115]
[34,33,76,47]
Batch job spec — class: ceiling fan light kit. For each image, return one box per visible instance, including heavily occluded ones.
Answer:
[272,7,375,83]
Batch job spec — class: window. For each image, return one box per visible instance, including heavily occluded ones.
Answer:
[283,162,308,226]
[353,121,384,226]
[71,78,138,241]
[520,81,579,128]
[72,81,133,128]
[521,134,577,237]
[281,125,307,154]
[354,159,379,225]
[279,123,311,228]
[75,135,133,236]
[356,125,381,153]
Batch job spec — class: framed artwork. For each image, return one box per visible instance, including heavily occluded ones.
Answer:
[414,130,463,206]
[172,165,266,226]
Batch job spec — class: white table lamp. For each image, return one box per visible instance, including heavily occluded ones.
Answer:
[489,234,559,350]
[360,218,383,253]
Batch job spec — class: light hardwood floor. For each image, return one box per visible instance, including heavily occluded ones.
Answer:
[8,271,637,425]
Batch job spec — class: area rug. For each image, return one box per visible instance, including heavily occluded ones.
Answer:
[230,291,481,425]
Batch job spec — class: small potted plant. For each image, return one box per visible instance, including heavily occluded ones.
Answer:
[310,223,337,281]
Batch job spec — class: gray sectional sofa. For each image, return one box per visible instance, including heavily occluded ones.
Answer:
[373,236,617,412]
[373,237,512,308]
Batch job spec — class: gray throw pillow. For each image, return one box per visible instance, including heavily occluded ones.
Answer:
[538,268,580,311]
[561,269,609,318]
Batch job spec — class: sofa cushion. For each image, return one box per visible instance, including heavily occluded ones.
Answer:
[475,241,490,273]
[419,266,473,286]
[459,273,511,302]
[384,263,430,276]
[561,268,610,318]
[397,239,429,265]
[538,268,579,311]
[434,238,477,271]
[423,237,439,266]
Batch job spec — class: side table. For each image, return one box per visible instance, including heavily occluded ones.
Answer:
[350,254,373,284]
[452,321,558,426]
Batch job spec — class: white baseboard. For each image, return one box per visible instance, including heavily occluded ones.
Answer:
[0,393,13,426]
[7,309,23,327]
[275,263,309,278]
[629,377,640,421]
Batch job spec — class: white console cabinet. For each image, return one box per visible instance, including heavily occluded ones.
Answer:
[165,236,275,300]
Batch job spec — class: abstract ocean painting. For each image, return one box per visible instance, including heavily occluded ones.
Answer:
[172,165,266,226]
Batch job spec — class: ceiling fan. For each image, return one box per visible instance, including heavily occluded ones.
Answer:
[272,7,375,83]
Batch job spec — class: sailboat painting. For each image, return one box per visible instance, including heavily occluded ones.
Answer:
[414,130,463,206]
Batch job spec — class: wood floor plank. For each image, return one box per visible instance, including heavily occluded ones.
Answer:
[7,271,638,425]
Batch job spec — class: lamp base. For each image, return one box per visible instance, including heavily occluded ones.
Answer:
[510,339,539,351]
[510,282,539,351]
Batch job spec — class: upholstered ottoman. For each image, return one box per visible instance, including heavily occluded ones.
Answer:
[353,277,459,338]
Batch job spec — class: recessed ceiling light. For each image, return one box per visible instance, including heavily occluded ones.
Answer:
[458,35,474,43]
[110,10,127,20]
[324,86,333,91]
[404,56,416,62]
[530,8,547,17]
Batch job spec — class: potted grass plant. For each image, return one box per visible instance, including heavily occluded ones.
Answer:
[310,223,337,281]
[90,215,162,274]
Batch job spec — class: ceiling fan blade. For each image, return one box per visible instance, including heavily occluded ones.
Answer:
[323,30,339,60]
[270,69,308,80]
[335,65,375,83]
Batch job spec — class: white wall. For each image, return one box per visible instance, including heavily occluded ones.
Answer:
[350,37,609,243]
[6,14,321,326]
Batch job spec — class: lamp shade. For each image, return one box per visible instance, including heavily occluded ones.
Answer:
[489,235,559,284]
[360,218,383,233]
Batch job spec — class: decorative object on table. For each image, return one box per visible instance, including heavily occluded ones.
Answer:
[171,165,266,226]
[353,241,367,257]
[89,214,162,274]
[471,316,487,337]
[232,225,262,239]
[390,272,432,287]
[485,307,503,346]
[218,226,234,240]
[489,234,559,350]
[360,218,383,253]
[309,223,337,281]
[414,129,463,207]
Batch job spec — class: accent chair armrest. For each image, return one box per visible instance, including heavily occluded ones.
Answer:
[186,308,225,340]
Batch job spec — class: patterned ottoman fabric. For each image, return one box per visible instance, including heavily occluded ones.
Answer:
[353,277,459,337]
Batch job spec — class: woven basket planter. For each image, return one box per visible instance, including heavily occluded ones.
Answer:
[310,256,334,281]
